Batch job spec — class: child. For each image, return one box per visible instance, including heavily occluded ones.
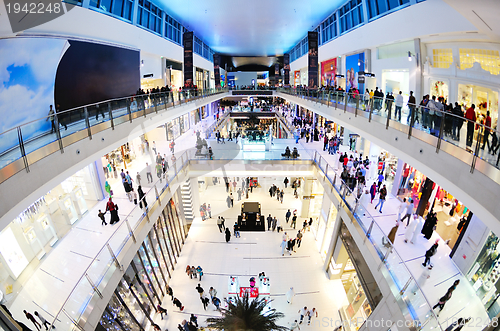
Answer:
[98,210,107,226]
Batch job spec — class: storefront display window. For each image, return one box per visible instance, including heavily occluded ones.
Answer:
[320,203,338,261]
[458,83,499,129]
[430,80,449,101]
[99,201,182,331]
[468,232,500,315]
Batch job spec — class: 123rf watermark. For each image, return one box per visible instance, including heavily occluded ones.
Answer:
[309,316,499,329]
[3,0,77,33]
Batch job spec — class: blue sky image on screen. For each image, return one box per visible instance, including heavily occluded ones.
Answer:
[0,38,67,157]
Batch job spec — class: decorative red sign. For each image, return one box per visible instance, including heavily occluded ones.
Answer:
[239,287,259,298]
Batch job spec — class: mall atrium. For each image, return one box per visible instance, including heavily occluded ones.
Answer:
[0,0,500,331]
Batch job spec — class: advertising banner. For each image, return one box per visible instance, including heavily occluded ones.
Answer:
[345,52,365,93]
[294,71,300,86]
[275,62,280,86]
[307,31,318,88]
[239,287,259,298]
[321,58,337,87]
[183,31,194,86]
[214,53,220,87]
[284,54,290,86]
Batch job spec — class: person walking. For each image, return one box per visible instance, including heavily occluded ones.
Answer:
[284,177,289,188]
[34,311,53,330]
[201,295,210,310]
[24,310,41,331]
[291,214,297,229]
[196,266,203,281]
[146,163,153,183]
[234,222,240,237]
[307,308,318,325]
[267,214,273,231]
[272,217,277,231]
[225,227,231,242]
[217,217,223,233]
[167,285,174,301]
[98,210,107,226]
[286,287,295,304]
[290,320,301,331]
[138,186,147,209]
[369,182,377,204]
[401,198,414,226]
[280,238,287,256]
[285,209,291,223]
[423,240,439,267]
[173,298,184,311]
[296,231,303,248]
[209,287,217,299]
[465,104,476,148]
[157,304,168,319]
[433,280,459,313]
[374,185,387,213]
[195,284,205,297]
[382,222,399,248]
[207,204,212,218]
[106,198,120,224]
[298,306,308,324]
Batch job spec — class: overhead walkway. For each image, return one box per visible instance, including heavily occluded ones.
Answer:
[0,89,228,225]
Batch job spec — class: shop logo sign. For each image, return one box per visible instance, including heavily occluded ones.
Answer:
[3,0,76,33]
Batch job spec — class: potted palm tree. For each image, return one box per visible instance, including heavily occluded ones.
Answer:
[206,295,289,331]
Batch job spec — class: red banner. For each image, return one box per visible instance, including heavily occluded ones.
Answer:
[239,287,259,298]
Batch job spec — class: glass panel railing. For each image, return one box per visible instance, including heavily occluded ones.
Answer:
[0,128,21,168]
[277,88,500,190]
[0,88,228,183]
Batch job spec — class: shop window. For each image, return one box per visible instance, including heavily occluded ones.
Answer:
[432,48,453,69]
[459,48,500,75]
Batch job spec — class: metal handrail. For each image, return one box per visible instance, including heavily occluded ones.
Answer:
[49,149,190,329]
[0,88,228,183]
[312,152,443,330]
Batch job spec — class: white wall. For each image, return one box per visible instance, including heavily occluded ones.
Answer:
[317,0,477,63]
[0,6,184,66]
[140,51,163,80]
[194,53,214,75]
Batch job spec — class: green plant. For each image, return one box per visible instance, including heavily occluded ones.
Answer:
[206,295,288,331]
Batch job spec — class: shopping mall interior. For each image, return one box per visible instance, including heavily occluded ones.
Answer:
[1,0,500,331]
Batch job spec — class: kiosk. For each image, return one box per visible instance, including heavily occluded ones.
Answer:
[23,227,46,260]
[59,194,78,225]
[37,213,58,247]
[71,187,88,218]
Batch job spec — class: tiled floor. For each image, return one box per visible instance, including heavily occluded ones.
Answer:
[6,115,215,329]
[4,106,492,331]
[153,177,346,331]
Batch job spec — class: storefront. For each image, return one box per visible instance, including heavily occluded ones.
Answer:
[430,79,449,101]
[98,199,185,331]
[0,163,102,298]
[328,221,379,331]
[166,117,181,141]
[321,58,338,87]
[466,231,500,318]
[294,71,300,86]
[394,163,471,250]
[381,69,409,96]
[179,113,190,134]
[457,83,499,129]
[190,109,201,127]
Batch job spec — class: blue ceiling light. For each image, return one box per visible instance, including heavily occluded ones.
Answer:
[156,0,345,56]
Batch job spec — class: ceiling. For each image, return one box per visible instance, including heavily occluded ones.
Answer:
[157,0,346,56]
[442,0,500,42]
